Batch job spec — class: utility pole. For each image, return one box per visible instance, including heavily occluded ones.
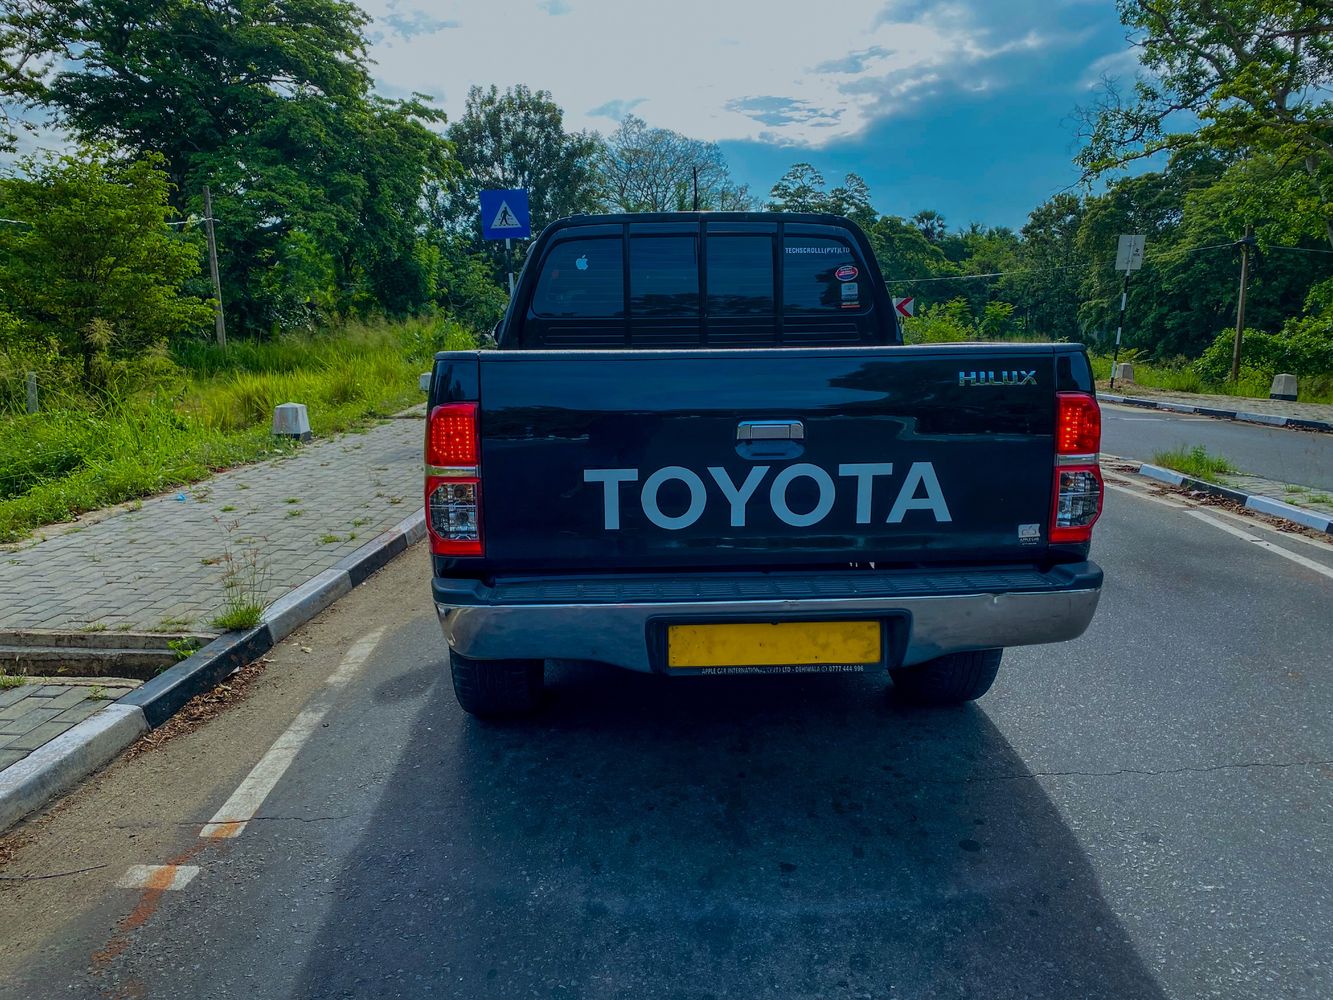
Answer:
[1230,224,1255,383]
[692,165,699,211]
[203,185,227,350]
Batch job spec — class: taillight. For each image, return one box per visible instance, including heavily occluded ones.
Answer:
[1050,465,1103,542]
[427,403,479,466]
[1056,392,1101,455]
[425,403,482,557]
[1050,391,1103,543]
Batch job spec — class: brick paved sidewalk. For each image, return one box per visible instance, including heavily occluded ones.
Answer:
[1097,382,1333,425]
[0,415,423,634]
[0,679,138,770]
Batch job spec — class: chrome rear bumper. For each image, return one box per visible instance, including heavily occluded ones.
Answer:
[434,563,1102,673]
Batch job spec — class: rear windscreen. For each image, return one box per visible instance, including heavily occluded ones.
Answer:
[523,225,883,348]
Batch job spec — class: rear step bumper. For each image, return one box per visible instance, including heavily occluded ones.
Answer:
[434,562,1102,673]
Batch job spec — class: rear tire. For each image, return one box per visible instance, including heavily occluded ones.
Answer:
[890,648,1002,705]
[449,650,544,717]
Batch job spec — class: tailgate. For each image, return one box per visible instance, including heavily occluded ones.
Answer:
[475,346,1059,572]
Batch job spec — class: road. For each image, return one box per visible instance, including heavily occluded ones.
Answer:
[1,479,1331,1000]
[1102,403,1333,490]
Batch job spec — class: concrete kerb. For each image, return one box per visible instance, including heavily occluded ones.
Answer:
[0,508,427,834]
[1136,463,1333,534]
[1101,393,1333,433]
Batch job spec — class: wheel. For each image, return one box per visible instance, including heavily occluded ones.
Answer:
[449,649,544,717]
[890,648,1003,705]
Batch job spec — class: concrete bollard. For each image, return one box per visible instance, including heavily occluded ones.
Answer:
[1269,373,1297,401]
[26,372,37,414]
[419,372,431,392]
[1113,362,1135,384]
[271,402,312,442]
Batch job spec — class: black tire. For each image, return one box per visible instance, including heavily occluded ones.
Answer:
[890,648,1003,705]
[449,650,544,718]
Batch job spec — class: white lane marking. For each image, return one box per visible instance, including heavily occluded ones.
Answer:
[1106,477,1333,551]
[200,627,386,839]
[1186,510,1333,580]
[1202,503,1333,552]
[117,865,201,890]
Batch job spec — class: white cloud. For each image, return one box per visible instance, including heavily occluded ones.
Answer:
[1081,48,1141,89]
[359,0,1066,146]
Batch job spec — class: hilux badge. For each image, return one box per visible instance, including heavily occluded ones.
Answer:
[958,370,1037,387]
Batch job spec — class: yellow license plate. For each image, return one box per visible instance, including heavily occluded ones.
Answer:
[667,621,882,669]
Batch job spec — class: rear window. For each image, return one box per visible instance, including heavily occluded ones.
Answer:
[783,237,865,313]
[532,238,624,318]
[630,236,699,317]
[707,236,774,317]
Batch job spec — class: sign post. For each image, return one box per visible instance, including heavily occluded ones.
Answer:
[479,189,531,297]
[1110,235,1145,389]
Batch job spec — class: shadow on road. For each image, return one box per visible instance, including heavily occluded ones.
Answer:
[296,662,1166,999]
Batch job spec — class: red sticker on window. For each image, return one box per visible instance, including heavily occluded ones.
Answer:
[835,265,858,281]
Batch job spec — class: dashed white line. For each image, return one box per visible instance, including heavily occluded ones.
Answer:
[200,627,386,839]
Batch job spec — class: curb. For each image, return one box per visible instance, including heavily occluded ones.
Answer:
[1136,464,1333,534]
[0,508,426,833]
[1101,393,1332,433]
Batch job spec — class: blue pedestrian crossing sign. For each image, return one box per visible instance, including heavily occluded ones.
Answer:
[480,189,531,240]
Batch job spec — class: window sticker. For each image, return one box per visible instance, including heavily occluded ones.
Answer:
[835,264,859,281]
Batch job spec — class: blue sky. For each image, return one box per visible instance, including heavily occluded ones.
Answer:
[359,0,1142,230]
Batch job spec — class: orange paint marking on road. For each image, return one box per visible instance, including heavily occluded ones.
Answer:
[203,820,245,839]
[91,842,208,970]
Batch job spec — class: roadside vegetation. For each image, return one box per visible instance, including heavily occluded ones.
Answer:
[0,319,474,542]
[1151,446,1240,484]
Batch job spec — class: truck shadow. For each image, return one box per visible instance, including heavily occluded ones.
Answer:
[296,661,1166,1000]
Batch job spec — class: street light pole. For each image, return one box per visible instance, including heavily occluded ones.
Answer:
[1230,224,1255,383]
[203,185,227,350]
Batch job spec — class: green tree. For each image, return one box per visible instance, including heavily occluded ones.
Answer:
[1079,0,1333,245]
[767,163,829,212]
[1014,194,1086,340]
[0,148,212,384]
[0,0,60,152]
[443,84,602,237]
[30,0,449,333]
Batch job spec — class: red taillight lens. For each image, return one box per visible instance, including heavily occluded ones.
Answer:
[427,403,478,466]
[425,402,482,556]
[1050,464,1103,543]
[1056,392,1101,455]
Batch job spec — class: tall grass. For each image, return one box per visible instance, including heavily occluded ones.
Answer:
[0,318,475,542]
[1090,353,1333,404]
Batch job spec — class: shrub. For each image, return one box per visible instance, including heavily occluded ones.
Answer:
[1194,321,1333,383]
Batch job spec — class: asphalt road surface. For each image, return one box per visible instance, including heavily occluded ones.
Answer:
[1101,403,1333,490]
[2,477,1331,1000]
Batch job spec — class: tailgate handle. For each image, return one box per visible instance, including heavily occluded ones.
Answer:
[737,420,804,441]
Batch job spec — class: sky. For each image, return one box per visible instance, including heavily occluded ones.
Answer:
[359,0,1143,229]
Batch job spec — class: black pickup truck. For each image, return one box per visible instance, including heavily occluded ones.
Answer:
[425,212,1104,716]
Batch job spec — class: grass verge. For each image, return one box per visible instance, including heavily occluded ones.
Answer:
[0,317,474,542]
[1090,355,1333,404]
[1151,445,1239,484]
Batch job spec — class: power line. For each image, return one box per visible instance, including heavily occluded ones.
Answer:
[884,238,1291,285]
